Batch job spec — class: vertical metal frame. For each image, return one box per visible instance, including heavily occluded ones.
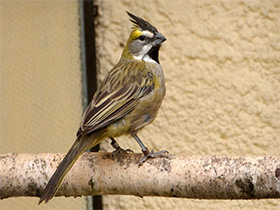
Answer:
[80,1,102,209]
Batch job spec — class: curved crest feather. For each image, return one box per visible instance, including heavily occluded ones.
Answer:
[127,11,158,33]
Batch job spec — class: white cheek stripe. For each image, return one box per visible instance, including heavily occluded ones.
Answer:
[133,44,152,60]
[143,55,157,63]
[133,54,157,64]
[133,54,143,60]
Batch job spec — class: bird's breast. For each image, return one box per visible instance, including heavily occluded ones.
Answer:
[128,62,165,132]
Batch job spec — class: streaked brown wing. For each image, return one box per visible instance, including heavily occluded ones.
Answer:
[78,77,154,136]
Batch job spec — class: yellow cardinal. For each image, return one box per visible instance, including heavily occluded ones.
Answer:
[39,11,166,204]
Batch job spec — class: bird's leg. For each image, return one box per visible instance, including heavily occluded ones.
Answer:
[110,137,133,156]
[133,134,168,165]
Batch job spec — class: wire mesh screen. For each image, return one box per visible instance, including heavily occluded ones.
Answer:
[1,1,86,209]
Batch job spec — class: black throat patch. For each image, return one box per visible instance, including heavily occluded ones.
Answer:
[148,46,160,64]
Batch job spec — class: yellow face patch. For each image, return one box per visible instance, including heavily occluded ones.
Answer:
[129,28,154,43]
[130,29,142,40]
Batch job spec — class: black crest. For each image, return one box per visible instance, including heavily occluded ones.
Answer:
[127,11,158,34]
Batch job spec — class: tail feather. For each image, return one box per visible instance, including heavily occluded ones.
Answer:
[39,136,90,204]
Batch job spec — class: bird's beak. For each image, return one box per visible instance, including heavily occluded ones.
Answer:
[152,32,166,46]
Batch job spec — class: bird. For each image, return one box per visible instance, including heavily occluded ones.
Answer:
[39,11,167,204]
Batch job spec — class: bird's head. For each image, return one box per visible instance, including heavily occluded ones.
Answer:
[122,12,166,64]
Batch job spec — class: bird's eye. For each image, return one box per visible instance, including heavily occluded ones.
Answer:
[138,35,145,41]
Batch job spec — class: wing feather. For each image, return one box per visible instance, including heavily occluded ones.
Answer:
[78,61,154,135]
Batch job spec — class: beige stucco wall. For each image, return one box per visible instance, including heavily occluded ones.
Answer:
[95,0,280,209]
[0,1,85,209]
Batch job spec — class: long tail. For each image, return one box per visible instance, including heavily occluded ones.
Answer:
[39,135,93,204]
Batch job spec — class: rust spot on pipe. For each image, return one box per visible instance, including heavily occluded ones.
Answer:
[275,168,280,178]
[235,176,255,198]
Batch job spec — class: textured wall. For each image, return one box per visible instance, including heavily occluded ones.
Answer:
[94,0,280,209]
[1,1,85,209]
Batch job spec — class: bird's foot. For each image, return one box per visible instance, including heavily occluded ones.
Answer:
[139,149,169,165]
[112,147,134,156]
[111,139,133,157]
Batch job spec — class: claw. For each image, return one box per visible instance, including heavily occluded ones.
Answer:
[111,138,133,157]
[139,149,169,165]
[112,147,134,157]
